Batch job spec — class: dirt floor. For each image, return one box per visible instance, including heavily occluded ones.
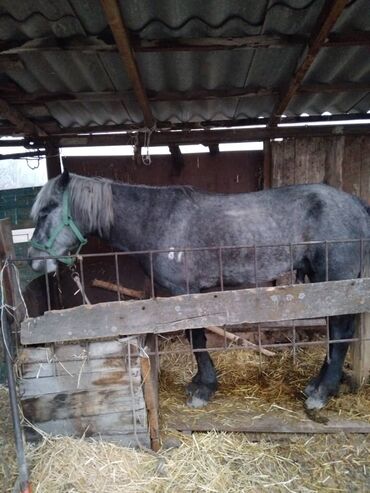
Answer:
[1,338,370,493]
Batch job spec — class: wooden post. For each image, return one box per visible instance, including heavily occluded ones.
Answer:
[46,143,61,179]
[263,139,272,189]
[351,253,370,387]
[0,218,25,323]
[140,334,160,451]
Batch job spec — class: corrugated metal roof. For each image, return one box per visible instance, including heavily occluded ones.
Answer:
[0,0,369,132]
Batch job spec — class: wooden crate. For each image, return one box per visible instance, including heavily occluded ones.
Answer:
[17,336,159,449]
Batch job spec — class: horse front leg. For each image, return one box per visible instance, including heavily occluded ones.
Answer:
[304,314,355,410]
[185,328,218,408]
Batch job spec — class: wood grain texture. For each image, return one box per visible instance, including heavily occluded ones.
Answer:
[21,279,370,345]
[22,387,147,424]
[166,410,370,434]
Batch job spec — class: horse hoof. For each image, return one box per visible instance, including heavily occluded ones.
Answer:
[186,382,214,408]
[304,377,320,397]
[305,395,326,410]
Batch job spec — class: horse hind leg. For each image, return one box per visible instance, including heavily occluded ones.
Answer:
[185,328,218,408]
[304,314,355,410]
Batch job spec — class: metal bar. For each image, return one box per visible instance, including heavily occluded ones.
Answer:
[0,150,45,161]
[149,252,155,298]
[269,0,348,125]
[100,0,154,127]
[78,257,86,305]
[44,266,51,312]
[145,336,370,357]
[2,314,31,493]
[218,247,224,292]
[17,237,367,262]
[114,253,121,302]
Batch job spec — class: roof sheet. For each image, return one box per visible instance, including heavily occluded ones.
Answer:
[0,0,369,132]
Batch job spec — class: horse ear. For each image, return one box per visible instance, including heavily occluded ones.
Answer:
[58,169,70,189]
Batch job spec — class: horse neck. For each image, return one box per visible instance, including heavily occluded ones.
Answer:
[108,183,162,250]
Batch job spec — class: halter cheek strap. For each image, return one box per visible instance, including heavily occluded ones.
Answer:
[31,189,87,266]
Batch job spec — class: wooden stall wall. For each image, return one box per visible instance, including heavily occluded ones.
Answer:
[64,151,263,194]
[271,136,370,202]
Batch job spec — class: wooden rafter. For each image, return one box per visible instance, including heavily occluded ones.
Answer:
[1,32,370,56]
[2,112,369,140]
[269,0,348,126]
[0,97,47,136]
[24,124,370,149]
[100,0,154,127]
[3,82,370,107]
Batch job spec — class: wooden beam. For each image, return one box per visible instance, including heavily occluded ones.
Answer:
[0,97,47,136]
[5,83,370,107]
[169,144,184,177]
[50,124,370,148]
[208,144,219,155]
[263,140,272,189]
[100,0,154,127]
[45,143,61,179]
[2,32,369,56]
[21,278,370,345]
[269,0,348,125]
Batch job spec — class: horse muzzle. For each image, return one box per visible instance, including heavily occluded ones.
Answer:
[28,246,58,273]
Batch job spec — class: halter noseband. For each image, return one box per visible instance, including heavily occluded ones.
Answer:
[31,189,87,266]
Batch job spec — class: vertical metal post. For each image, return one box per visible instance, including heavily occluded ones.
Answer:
[2,315,31,493]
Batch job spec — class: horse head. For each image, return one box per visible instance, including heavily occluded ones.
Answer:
[28,169,87,273]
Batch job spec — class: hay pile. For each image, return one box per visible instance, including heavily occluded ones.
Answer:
[2,338,370,492]
[159,336,370,424]
[0,386,18,493]
[2,431,370,492]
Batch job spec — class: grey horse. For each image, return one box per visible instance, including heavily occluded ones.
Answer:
[28,170,370,410]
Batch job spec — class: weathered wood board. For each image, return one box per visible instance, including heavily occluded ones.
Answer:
[18,337,151,447]
[166,409,370,434]
[21,279,370,345]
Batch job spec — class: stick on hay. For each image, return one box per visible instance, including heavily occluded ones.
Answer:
[206,325,275,356]
[92,279,144,299]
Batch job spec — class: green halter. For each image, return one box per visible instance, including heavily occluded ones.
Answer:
[31,189,87,266]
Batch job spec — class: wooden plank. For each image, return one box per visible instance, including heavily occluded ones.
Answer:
[18,338,139,364]
[166,410,370,434]
[324,136,345,189]
[271,141,284,187]
[24,426,150,448]
[19,368,142,397]
[309,138,326,183]
[22,388,147,424]
[282,140,295,185]
[21,279,370,345]
[343,136,362,196]
[23,411,148,437]
[359,137,370,202]
[21,357,129,379]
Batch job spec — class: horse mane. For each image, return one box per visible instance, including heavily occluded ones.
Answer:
[31,174,114,237]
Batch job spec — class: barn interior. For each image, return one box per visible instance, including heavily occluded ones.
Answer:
[1,1,370,492]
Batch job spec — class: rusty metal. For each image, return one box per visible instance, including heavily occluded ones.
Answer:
[13,237,370,365]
